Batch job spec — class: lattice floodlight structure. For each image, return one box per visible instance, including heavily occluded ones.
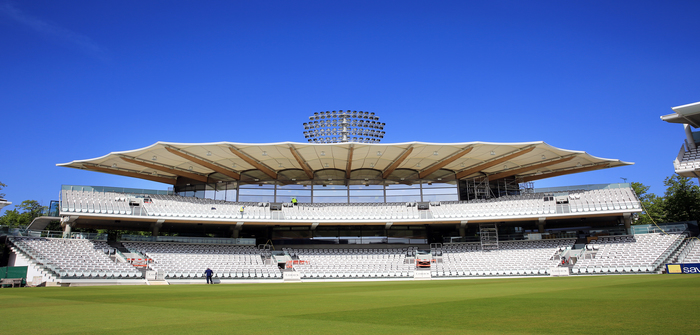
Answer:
[303,110,386,143]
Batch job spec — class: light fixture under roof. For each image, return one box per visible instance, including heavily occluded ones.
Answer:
[262,151,267,156]
[577,162,582,167]
[232,163,236,168]
[152,155,157,161]
[376,151,382,156]
[433,151,438,156]
[278,163,283,168]
[304,110,386,143]
[112,163,117,168]
[188,166,193,171]
[541,155,546,160]
[320,151,325,156]
[503,165,507,169]
[207,151,212,156]
[370,163,374,167]
[490,151,495,155]
[324,163,329,168]
[416,163,421,167]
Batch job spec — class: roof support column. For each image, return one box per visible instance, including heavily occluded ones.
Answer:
[684,124,696,150]
[538,218,546,233]
[623,213,632,235]
[151,220,164,237]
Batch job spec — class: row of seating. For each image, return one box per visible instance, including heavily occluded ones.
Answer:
[435,239,574,277]
[60,186,640,221]
[123,242,282,280]
[9,237,142,279]
[572,233,684,273]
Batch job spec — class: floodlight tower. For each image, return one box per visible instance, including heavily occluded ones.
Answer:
[302,110,386,143]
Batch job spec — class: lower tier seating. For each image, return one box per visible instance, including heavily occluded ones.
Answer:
[283,247,418,279]
[436,239,575,277]
[123,242,282,279]
[9,237,142,279]
[572,233,684,274]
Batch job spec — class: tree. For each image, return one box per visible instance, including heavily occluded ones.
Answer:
[0,200,47,228]
[663,174,700,223]
[631,182,666,225]
[0,181,6,199]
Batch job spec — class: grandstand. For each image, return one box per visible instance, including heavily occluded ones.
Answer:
[661,100,700,180]
[2,109,694,286]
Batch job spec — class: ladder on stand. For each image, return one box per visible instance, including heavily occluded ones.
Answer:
[479,223,498,251]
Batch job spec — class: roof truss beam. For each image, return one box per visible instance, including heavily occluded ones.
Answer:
[522,163,609,182]
[119,156,211,183]
[382,146,413,179]
[84,164,176,185]
[456,146,536,179]
[165,147,240,180]
[486,155,576,180]
[289,145,314,179]
[228,146,278,180]
[419,146,473,179]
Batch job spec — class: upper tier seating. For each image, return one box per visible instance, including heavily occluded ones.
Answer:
[283,247,417,279]
[675,147,700,172]
[9,237,142,279]
[433,188,639,219]
[60,187,639,221]
[436,239,575,277]
[123,242,282,280]
[572,233,683,274]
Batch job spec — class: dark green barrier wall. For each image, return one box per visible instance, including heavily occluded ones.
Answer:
[1,266,28,285]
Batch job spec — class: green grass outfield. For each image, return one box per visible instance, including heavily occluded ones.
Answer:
[1,275,699,334]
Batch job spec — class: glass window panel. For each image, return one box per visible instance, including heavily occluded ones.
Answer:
[386,189,421,196]
[349,196,384,203]
[312,196,347,203]
[312,184,347,190]
[204,189,215,200]
[349,189,384,196]
[277,184,309,190]
[313,189,348,197]
[239,189,275,196]
[225,189,237,202]
[348,185,383,190]
[386,195,421,202]
[422,194,459,202]
[276,189,312,196]
[240,184,275,189]
[421,187,458,195]
[215,190,226,201]
[422,182,457,188]
[277,196,311,204]
[194,190,205,198]
[238,195,275,202]
[386,184,420,189]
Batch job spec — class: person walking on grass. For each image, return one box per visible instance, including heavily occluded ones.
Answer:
[205,268,214,284]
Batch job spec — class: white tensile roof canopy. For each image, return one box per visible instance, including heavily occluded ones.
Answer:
[57,141,632,186]
[660,101,700,128]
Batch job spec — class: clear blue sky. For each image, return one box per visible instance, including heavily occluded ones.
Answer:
[1,1,699,214]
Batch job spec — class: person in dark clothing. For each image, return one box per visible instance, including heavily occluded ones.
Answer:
[204,268,214,284]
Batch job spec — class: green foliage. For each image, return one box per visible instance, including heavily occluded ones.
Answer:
[0,200,47,228]
[663,174,700,223]
[630,181,666,225]
[0,181,6,199]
